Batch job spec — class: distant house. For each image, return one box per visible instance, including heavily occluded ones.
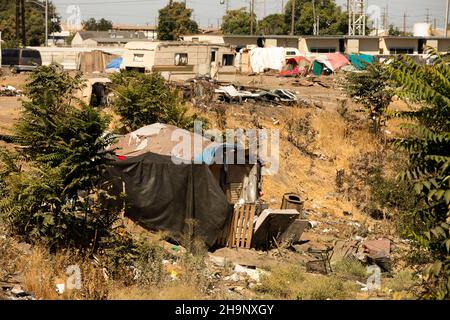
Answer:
[71,31,149,48]
[112,24,158,40]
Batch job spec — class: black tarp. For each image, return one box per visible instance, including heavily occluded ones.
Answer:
[107,152,233,247]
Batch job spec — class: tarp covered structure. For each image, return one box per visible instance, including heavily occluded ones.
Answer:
[249,47,285,73]
[107,123,260,247]
[107,152,232,247]
[348,54,374,70]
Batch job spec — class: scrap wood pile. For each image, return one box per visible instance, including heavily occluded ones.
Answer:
[174,76,299,107]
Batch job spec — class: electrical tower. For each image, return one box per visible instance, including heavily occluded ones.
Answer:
[348,0,366,36]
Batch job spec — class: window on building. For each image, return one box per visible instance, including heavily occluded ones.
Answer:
[389,48,414,54]
[222,54,234,66]
[133,54,144,62]
[310,48,336,53]
[211,48,218,63]
[175,53,188,66]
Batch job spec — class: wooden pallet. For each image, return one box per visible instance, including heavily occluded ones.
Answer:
[216,204,256,249]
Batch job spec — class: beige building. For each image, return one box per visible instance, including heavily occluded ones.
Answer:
[425,37,450,53]
[345,36,380,55]
[72,31,148,48]
[298,36,345,54]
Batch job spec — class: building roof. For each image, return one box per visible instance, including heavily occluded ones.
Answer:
[76,31,147,41]
[112,24,157,31]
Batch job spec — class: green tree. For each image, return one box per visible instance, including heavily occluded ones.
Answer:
[157,1,198,40]
[257,14,287,35]
[0,0,61,47]
[82,18,113,31]
[388,49,450,299]
[221,8,256,35]
[284,0,349,35]
[110,71,194,132]
[0,64,119,248]
[345,63,394,133]
[388,24,401,36]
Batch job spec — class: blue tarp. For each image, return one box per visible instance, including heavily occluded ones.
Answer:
[349,54,374,70]
[106,57,123,69]
[194,144,246,165]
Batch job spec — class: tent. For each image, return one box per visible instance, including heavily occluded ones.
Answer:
[107,124,262,247]
[349,54,374,70]
[279,56,311,77]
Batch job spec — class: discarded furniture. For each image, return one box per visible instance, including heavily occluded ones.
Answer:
[251,209,300,250]
[306,246,334,275]
[216,204,256,249]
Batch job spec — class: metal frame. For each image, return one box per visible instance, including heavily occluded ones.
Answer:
[348,0,366,36]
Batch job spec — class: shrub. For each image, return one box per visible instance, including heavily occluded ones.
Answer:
[388,49,450,299]
[345,63,394,133]
[334,258,368,279]
[0,64,120,249]
[110,71,194,131]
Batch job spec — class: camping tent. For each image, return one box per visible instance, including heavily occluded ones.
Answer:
[313,53,350,75]
[107,123,261,247]
[279,56,311,77]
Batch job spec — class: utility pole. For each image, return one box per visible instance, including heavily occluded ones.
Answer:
[20,0,26,46]
[281,0,284,14]
[312,0,317,35]
[403,11,407,36]
[16,0,21,42]
[250,0,254,35]
[445,0,449,37]
[45,0,48,47]
[425,8,430,24]
[290,0,295,35]
[264,0,267,17]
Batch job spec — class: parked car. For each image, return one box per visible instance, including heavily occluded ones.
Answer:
[1,48,42,72]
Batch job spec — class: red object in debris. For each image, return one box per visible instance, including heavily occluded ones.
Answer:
[362,239,391,257]
[116,155,127,161]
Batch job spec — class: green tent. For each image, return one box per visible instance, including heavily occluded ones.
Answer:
[312,61,324,76]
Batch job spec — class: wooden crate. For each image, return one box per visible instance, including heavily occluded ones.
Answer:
[216,204,256,249]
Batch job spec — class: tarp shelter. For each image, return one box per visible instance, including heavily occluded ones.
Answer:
[249,47,285,73]
[313,53,350,74]
[279,56,311,77]
[107,124,262,247]
[78,50,119,73]
[106,57,123,70]
[349,54,374,70]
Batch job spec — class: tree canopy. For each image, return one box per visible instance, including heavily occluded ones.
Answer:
[257,14,287,35]
[82,18,113,31]
[157,1,198,41]
[221,8,257,35]
[0,0,61,47]
[284,0,348,35]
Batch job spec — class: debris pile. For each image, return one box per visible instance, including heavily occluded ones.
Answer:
[0,85,22,97]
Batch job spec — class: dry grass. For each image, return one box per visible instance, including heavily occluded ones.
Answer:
[109,283,208,300]
[255,264,359,300]
[333,258,368,280]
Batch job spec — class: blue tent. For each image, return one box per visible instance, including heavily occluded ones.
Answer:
[349,54,374,70]
[106,57,123,69]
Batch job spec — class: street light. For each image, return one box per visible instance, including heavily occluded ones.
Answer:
[26,0,48,47]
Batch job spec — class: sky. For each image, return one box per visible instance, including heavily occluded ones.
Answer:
[51,0,448,31]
